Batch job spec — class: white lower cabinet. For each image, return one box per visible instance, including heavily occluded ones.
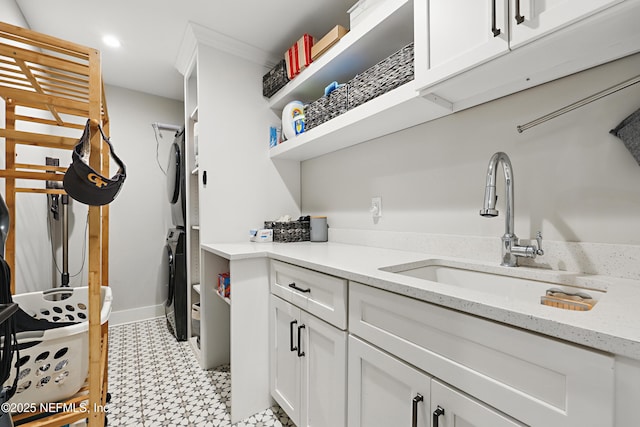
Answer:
[270,294,347,427]
[349,335,525,427]
[348,335,431,427]
[271,294,301,423]
[269,263,618,427]
[349,281,615,427]
[430,380,525,427]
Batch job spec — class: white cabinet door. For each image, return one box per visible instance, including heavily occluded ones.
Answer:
[270,295,347,427]
[349,281,614,427]
[348,335,431,427]
[509,0,624,48]
[431,380,525,427]
[414,0,509,89]
[300,311,347,427]
[270,295,301,425]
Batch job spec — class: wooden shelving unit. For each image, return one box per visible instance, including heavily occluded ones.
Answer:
[0,22,110,426]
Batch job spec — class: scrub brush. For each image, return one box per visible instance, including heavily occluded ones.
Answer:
[540,288,596,311]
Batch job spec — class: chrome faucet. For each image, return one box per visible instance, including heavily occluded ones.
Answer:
[479,152,544,267]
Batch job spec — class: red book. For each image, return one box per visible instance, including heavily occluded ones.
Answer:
[285,34,314,80]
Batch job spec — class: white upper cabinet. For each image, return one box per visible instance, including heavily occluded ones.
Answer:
[509,0,624,48]
[415,0,638,110]
[414,0,509,87]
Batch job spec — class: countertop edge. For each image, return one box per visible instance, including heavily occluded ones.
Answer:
[201,241,640,360]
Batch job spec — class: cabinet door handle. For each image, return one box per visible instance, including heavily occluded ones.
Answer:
[432,406,445,427]
[202,170,207,186]
[297,324,306,357]
[289,282,311,293]
[491,0,501,36]
[289,320,298,352]
[412,394,424,427]
[515,0,525,24]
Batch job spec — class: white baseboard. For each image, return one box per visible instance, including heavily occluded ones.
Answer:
[109,303,165,326]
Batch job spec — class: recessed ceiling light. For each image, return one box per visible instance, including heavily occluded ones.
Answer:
[102,35,121,48]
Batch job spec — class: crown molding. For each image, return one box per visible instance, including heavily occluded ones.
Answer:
[175,21,278,75]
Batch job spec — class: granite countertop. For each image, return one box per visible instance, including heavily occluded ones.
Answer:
[201,241,640,360]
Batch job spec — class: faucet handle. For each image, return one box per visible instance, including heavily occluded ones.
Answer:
[535,231,544,256]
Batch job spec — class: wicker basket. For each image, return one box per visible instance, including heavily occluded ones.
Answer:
[305,84,349,131]
[263,60,289,98]
[348,42,414,109]
[264,220,310,242]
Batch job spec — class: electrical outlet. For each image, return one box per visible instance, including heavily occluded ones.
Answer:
[370,197,382,218]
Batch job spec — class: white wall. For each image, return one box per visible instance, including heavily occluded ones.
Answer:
[6,125,89,294]
[0,4,67,293]
[301,53,640,246]
[1,0,184,322]
[104,85,183,318]
[0,0,27,26]
[196,44,301,244]
[2,82,182,320]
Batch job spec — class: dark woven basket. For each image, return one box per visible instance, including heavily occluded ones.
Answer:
[305,84,349,130]
[610,107,640,166]
[263,60,289,98]
[348,42,414,109]
[264,220,310,242]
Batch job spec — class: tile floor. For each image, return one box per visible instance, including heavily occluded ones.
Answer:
[107,317,295,426]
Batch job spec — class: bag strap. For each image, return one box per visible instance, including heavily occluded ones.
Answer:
[0,257,18,399]
[77,120,127,177]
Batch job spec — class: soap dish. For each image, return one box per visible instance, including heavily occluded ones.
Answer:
[540,288,596,311]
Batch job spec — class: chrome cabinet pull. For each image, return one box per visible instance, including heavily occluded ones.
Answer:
[297,324,306,357]
[515,0,525,24]
[412,394,424,427]
[433,406,445,427]
[491,0,501,36]
[289,320,297,352]
[289,282,311,293]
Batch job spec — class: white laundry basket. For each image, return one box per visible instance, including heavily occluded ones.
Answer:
[4,286,112,406]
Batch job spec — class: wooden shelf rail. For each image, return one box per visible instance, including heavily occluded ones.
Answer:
[0,21,110,427]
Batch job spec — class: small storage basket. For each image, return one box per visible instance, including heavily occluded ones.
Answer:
[348,42,414,109]
[305,84,349,131]
[264,220,310,242]
[191,303,201,338]
[4,286,112,406]
[263,59,289,98]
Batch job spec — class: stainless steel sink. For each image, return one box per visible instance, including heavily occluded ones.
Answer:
[380,259,607,303]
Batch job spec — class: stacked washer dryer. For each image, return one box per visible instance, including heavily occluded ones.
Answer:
[165,127,188,341]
